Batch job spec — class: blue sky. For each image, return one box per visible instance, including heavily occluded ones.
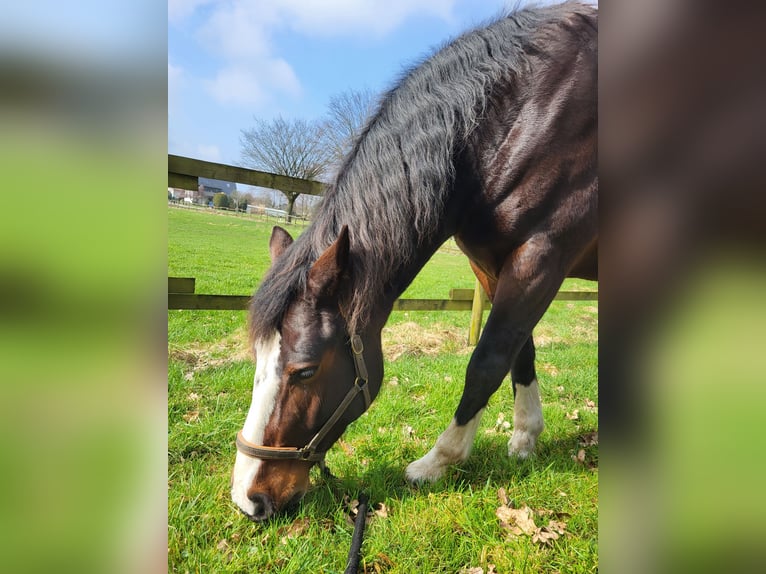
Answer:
[168,1,573,167]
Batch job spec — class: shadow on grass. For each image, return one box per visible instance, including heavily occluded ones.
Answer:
[298,426,598,515]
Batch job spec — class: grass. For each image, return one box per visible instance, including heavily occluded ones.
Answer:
[168,206,598,573]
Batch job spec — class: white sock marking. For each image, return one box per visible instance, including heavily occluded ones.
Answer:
[508,378,544,457]
[231,332,282,515]
[405,409,485,483]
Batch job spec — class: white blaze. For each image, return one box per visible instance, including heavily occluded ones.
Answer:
[231,332,282,515]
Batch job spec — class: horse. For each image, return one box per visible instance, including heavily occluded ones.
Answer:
[232,1,597,521]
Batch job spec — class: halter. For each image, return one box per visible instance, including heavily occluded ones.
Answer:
[235,334,371,463]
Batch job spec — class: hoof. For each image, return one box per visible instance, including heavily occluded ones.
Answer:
[508,429,538,458]
[405,451,446,484]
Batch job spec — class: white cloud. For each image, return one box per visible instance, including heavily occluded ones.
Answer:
[168,0,216,25]
[275,0,457,38]
[205,60,300,106]
[187,0,457,110]
[197,1,277,60]
[196,144,221,162]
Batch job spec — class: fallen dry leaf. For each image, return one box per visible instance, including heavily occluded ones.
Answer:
[497,498,570,546]
[187,392,200,401]
[541,363,559,377]
[362,552,393,573]
[565,409,580,421]
[278,517,310,545]
[535,508,571,520]
[459,568,484,574]
[493,413,511,432]
[215,538,234,563]
[548,520,567,534]
[531,519,568,546]
[182,410,199,423]
[372,502,389,518]
[344,496,390,524]
[532,526,560,546]
[496,504,538,536]
[573,449,586,463]
[579,431,599,447]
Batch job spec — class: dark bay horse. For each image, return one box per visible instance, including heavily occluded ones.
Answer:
[232,1,597,521]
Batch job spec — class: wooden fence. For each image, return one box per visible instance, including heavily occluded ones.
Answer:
[168,154,326,197]
[168,276,597,344]
[167,155,597,344]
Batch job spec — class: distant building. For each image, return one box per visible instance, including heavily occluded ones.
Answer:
[168,187,186,201]
[198,177,237,205]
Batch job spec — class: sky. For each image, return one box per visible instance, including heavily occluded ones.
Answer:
[168,0,575,169]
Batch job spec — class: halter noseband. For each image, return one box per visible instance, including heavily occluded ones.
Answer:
[235,334,371,463]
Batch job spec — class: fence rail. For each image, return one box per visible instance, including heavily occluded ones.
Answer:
[168,154,326,196]
[168,277,597,343]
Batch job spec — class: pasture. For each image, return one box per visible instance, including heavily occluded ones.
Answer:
[168,206,598,573]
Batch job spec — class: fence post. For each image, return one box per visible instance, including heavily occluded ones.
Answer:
[468,278,485,345]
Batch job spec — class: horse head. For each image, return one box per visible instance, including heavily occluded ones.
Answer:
[231,225,383,521]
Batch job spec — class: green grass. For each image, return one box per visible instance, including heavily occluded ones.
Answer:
[168,206,598,573]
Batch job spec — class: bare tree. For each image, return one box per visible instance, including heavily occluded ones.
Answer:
[240,116,331,222]
[321,88,378,177]
[229,188,246,211]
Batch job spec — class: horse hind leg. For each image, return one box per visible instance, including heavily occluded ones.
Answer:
[508,336,544,458]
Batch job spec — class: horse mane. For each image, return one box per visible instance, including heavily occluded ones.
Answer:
[249,1,597,342]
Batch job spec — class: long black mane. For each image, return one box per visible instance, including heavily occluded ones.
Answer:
[249,1,596,341]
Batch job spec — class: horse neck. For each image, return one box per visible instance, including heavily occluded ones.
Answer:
[363,225,454,335]
[320,130,462,335]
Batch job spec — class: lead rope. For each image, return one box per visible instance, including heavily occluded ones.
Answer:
[343,336,370,574]
[343,492,369,574]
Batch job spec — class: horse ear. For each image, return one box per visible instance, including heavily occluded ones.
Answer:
[308,225,350,298]
[269,226,293,262]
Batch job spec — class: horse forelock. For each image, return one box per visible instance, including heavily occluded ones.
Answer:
[249,240,312,345]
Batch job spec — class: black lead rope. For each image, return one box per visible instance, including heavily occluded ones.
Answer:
[343,492,369,574]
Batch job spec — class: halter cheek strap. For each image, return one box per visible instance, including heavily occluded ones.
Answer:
[235,334,371,463]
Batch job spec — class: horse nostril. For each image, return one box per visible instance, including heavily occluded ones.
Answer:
[247,492,275,522]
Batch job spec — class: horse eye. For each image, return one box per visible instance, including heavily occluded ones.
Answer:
[296,367,317,381]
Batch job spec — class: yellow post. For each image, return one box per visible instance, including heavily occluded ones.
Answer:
[468,278,485,345]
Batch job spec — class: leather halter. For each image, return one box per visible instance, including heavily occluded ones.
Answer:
[235,334,371,463]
